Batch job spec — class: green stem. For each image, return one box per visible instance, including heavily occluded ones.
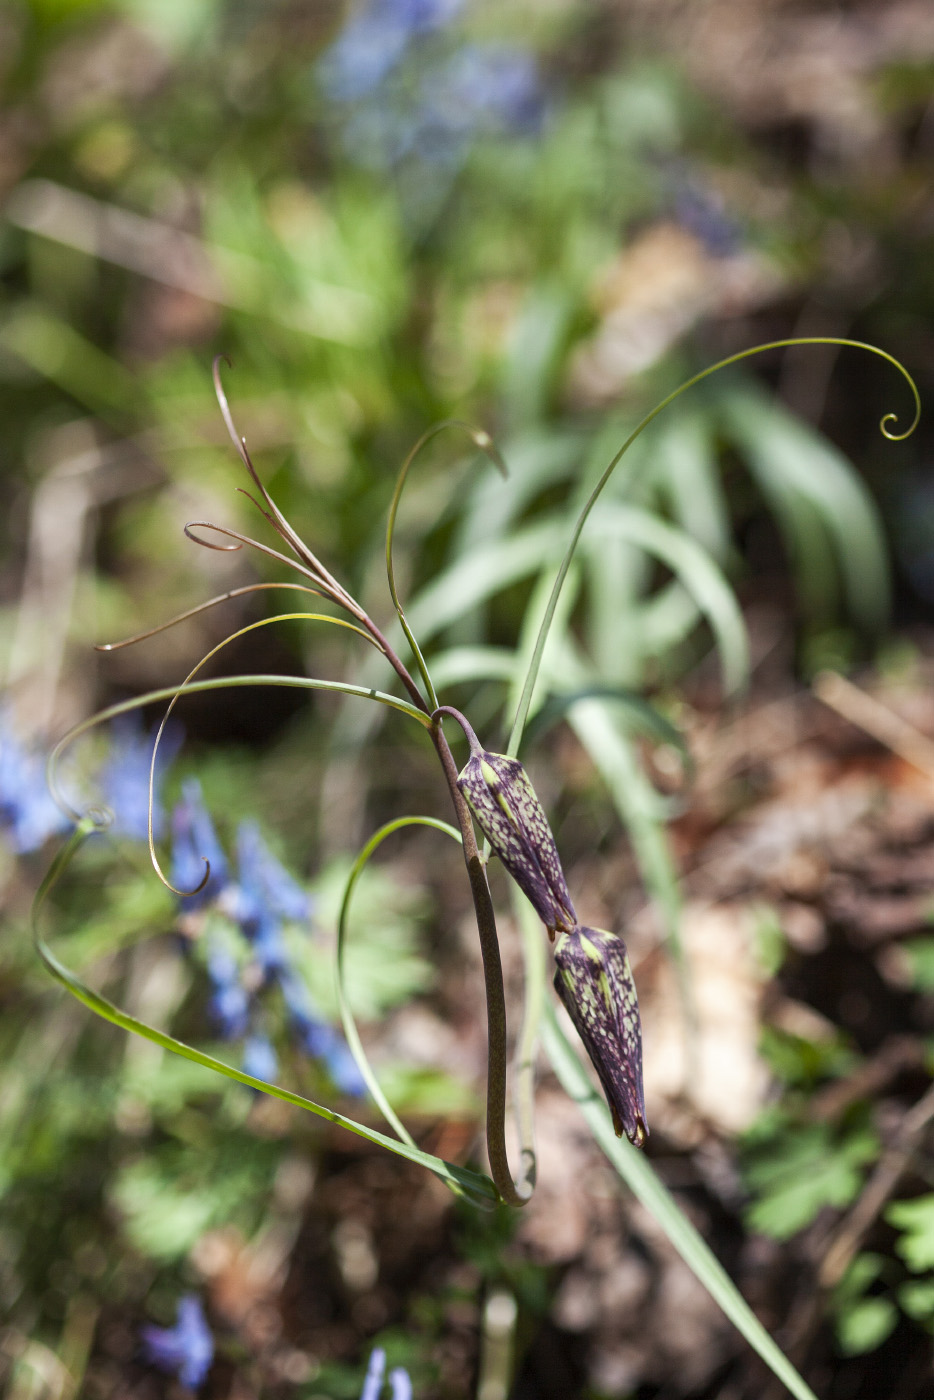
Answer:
[337,815,462,1151]
[513,898,546,1192]
[385,419,508,712]
[431,716,533,1207]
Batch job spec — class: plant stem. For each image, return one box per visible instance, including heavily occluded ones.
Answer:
[431,715,531,1207]
[363,616,433,715]
[432,703,483,752]
[349,612,530,1206]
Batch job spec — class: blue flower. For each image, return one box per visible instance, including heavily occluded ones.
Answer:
[320,11,412,101]
[170,780,229,908]
[359,1348,414,1400]
[205,944,250,1039]
[360,1348,387,1400]
[320,0,462,101]
[169,796,357,1093]
[98,715,182,842]
[235,820,310,925]
[229,821,311,978]
[242,1032,278,1084]
[304,1021,367,1097]
[424,44,544,137]
[666,168,741,258]
[278,969,366,1097]
[0,710,69,854]
[390,1366,413,1400]
[140,1295,214,1390]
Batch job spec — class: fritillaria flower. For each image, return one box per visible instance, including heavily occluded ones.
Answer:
[456,746,576,936]
[553,925,647,1146]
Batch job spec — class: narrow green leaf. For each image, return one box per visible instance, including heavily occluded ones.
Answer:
[543,1005,821,1400]
[654,409,731,564]
[408,521,564,643]
[455,429,582,555]
[336,817,472,1187]
[557,656,683,953]
[427,646,520,691]
[524,685,692,778]
[32,819,497,1205]
[586,502,749,695]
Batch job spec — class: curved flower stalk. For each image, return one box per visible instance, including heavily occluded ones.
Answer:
[336,815,463,1152]
[33,815,497,1204]
[38,360,529,1207]
[506,337,920,758]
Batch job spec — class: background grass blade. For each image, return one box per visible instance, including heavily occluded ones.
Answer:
[720,384,891,634]
[543,1004,821,1400]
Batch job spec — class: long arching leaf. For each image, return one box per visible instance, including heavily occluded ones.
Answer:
[32,819,497,1205]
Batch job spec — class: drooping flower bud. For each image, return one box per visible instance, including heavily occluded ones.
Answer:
[553,926,647,1146]
[456,748,576,934]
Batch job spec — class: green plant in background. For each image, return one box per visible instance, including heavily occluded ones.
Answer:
[30,336,918,1400]
[741,981,934,1363]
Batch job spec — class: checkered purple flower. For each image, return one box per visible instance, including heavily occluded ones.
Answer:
[553,926,647,1147]
[457,748,576,935]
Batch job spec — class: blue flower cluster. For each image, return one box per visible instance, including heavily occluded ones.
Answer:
[318,0,545,174]
[141,1294,214,1390]
[171,781,365,1097]
[360,1346,413,1400]
[98,714,183,842]
[140,1305,412,1399]
[321,0,463,102]
[0,704,361,1099]
[664,164,742,259]
[0,710,70,854]
[0,710,181,855]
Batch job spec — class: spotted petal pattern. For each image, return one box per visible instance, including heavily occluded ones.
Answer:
[553,926,647,1146]
[457,750,576,933]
